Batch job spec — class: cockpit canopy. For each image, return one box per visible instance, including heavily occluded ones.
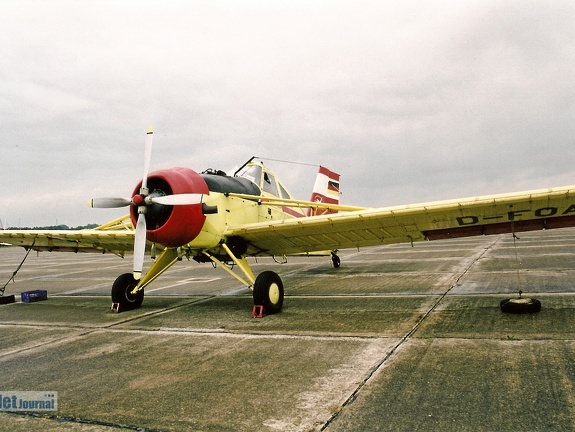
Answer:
[235,161,293,199]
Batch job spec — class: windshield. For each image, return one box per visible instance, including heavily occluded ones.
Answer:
[236,162,293,199]
[236,164,262,186]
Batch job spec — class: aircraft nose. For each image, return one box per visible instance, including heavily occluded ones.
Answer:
[130,167,210,247]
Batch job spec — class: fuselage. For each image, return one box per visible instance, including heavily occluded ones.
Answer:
[129,161,305,257]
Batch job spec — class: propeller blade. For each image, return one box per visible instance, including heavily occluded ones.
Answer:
[133,212,147,280]
[150,194,203,206]
[141,127,153,192]
[89,197,132,208]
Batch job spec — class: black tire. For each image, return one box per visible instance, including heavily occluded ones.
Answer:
[253,271,284,314]
[111,273,144,311]
[500,297,541,314]
[0,295,15,305]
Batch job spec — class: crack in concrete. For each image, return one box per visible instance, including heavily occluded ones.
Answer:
[319,237,501,431]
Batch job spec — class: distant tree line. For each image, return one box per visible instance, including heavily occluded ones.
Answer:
[6,224,100,230]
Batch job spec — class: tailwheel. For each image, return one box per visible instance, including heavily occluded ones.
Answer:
[253,271,284,314]
[111,273,144,312]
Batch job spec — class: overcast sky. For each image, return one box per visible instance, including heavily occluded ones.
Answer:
[1,0,574,227]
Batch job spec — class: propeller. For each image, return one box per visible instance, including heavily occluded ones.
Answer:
[133,212,147,280]
[141,127,153,194]
[89,197,132,208]
[132,127,154,280]
[148,194,203,206]
[89,192,203,208]
[90,128,205,280]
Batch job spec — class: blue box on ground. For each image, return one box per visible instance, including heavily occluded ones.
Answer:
[21,290,48,303]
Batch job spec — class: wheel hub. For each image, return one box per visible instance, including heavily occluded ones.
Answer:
[269,283,280,305]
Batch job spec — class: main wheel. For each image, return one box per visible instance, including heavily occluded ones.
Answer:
[500,297,541,314]
[111,273,144,311]
[253,271,284,314]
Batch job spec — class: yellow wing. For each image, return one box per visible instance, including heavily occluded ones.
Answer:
[226,185,575,256]
[0,216,135,256]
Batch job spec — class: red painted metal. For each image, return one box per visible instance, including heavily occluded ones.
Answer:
[424,215,575,241]
[130,168,209,247]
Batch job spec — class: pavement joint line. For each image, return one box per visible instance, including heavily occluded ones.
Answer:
[0,263,131,283]
[0,329,96,359]
[3,411,169,432]
[0,319,396,352]
[5,321,575,343]
[0,297,219,359]
[145,277,222,293]
[0,323,93,331]
[103,296,218,329]
[3,318,574,354]
[319,237,501,431]
[46,294,216,298]
[287,293,443,298]
[301,271,455,277]
[100,326,395,341]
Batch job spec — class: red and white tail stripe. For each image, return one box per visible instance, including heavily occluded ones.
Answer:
[307,166,340,216]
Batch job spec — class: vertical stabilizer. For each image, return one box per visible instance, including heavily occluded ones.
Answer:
[307,166,340,216]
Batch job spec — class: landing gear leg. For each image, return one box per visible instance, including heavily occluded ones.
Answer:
[204,243,285,315]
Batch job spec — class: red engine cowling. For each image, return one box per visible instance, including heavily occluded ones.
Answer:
[129,167,209,247]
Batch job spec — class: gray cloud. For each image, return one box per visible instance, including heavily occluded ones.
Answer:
[1,0,574,227]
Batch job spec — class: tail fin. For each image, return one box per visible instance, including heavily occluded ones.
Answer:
[307,166,340,216]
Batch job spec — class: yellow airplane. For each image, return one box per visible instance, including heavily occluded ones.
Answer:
[1,128,575,314]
